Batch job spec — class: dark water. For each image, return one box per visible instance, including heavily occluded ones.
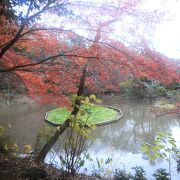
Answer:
[0,96,180,179]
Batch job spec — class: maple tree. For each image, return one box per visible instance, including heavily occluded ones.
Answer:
[0,0,180,162]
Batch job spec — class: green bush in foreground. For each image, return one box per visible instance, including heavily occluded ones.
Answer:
[47,104,118,125]
[114,169,133,180]
[114,167,170,180]
[153,168,170,180]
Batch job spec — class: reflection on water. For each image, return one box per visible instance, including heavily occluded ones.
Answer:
[0,103,52,151]
[0,96,180,179]
[83,96,180,179]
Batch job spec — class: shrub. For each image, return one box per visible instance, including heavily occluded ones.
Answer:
[132,166,147,180]
[114,169,133,180]
[91,157,113,178]
[166,82,180,91]
[57,127,92,175]
[152,168,170,180]
[177,157,180,174]
[153,85,168,96]
[114,166,147,180]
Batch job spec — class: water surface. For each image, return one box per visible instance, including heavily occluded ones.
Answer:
[0,96,179,179]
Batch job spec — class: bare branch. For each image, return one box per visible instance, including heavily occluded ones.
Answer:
[0,1,54,59]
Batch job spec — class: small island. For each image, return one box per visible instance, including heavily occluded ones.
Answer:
[45,104,123,126]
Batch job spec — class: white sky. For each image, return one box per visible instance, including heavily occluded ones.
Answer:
[16,0,180,60]
[110,0,180,60]
[140,0,180,60]
[154,21,180,59]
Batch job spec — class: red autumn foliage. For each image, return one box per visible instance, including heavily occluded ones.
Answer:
[0,0,179,106]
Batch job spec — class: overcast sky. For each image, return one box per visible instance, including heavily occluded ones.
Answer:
[144,0,180,59]
[16,0,180,60]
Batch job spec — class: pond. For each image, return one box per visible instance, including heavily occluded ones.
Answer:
[0,95,180,179]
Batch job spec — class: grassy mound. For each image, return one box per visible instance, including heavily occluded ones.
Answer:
[46,104,119,125]
[154,99,176,109]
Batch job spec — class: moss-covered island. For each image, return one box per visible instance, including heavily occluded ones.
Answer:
[45,104,122,125]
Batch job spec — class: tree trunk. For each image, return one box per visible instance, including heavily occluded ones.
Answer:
[35,65,87,162]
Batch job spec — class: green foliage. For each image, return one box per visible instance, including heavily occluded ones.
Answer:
[153,85,168,96]
[114,169,133,180]
[153,168,170,180]
[120,79,148,98]
[132,166,147,180]
[141,131,180,177]
[14,47,26,52]
[120,79,178,98]
[114,166,146,180]
[56,123,93,174]
[141,131,179,162]
[50,104,95,175]
[91,157,113,178]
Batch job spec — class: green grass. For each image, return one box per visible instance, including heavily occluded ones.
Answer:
[46,104,119,125]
